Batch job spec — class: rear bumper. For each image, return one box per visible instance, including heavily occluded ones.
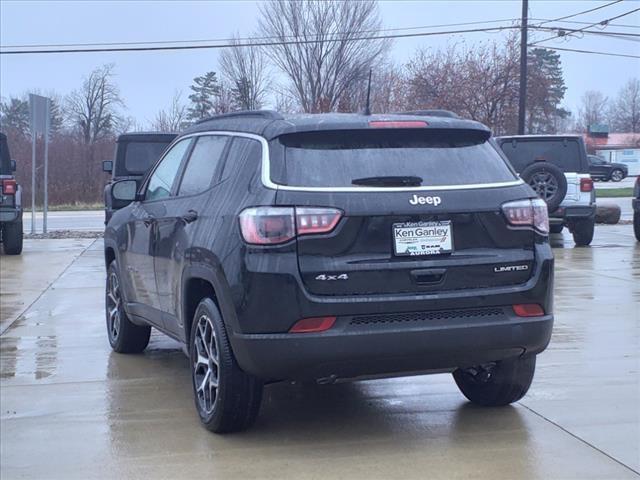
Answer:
[229,242,554,381]
[550,204,596,224]
[231,310,553,381]
[0,207,20,223]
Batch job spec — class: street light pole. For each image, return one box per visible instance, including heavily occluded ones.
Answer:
[518,0,528,135]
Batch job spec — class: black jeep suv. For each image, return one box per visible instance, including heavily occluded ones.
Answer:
[105,111,554,433]
[103,132,176,223]
[0,132,23,255]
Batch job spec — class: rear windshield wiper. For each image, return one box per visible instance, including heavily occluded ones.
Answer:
[351,176,423,187]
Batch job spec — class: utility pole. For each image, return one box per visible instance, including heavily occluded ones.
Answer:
[518,0,528,135]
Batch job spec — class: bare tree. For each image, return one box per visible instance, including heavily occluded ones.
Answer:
[337,61,409,113]
[577,90,609,132]
[219,37,270,110]
[0,96,30,137]
[66,64,123,144]
[151,91,188,132]
[610,78,640,133]
[258,0,389,113]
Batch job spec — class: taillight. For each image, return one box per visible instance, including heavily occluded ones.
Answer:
[289,316,336,333]
[239,207,342,245]
[295,208,342,235]
[2,179,17,195]
[369,120,428,128]
[502,198,549,235]
[580,177,593,192]
[513,304,545,317]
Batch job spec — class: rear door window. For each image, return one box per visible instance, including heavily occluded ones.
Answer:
[177,135,229,196]
[271,129,516,188]
[499,138,584,173]
[123,141,173,175]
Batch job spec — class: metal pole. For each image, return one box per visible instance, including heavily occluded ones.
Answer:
[43,99,50,234]
[518,0,528,135]
[31,127,36,234]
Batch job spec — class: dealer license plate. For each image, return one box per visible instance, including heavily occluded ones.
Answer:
[393,221,453,256]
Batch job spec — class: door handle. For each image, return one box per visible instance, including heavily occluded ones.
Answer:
[181,209,198,224]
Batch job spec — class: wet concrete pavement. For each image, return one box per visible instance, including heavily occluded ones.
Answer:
[1,226,638,479]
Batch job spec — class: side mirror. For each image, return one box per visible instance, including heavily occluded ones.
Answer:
[111,179,138,204]
[10,160,16,172]
[102,160,113,173]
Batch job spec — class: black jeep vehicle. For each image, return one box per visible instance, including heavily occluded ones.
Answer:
[0,132,23,255]
[633,176,640,242]
[496,135,595,246]
[105,111,554,433]
[588,155,628,182]
[103,132,176,223]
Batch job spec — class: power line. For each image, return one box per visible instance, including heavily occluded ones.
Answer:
[532,26,640,42]
[530,7,640,46]
[1,18,522,50]
[531,17,640,29]
[531,45,640,59]
[532,0,624,28]
[0,24,522,55]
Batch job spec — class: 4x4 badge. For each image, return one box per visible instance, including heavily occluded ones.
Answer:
[315,274,349,281]
[409,194,442,206]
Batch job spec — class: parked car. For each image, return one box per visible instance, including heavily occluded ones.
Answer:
[634,176,640,242]
[588,155,628,182]
[103,132,177,223]
[496,135,595,245]
[0,132,23,255]
[105,111,554,433]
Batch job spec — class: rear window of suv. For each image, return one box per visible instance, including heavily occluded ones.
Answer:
[0,135,11,176]
[119,141,173,176]
[270,129,516,188]
[498,138,586,173]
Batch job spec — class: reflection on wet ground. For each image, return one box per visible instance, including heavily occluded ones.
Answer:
[1,227,638,479]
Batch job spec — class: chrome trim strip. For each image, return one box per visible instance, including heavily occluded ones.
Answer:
[177,130,525,193]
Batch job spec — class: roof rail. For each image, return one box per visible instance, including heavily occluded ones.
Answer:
[195,110,284,124]
[397,109,460,119]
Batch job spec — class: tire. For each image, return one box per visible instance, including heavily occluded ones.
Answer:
[2,216,23,255]
[549,224,563,234]
[610,169,625,182]
[634,212,640,242]
[190,298,263,433]
[453,355,536,407]
[520,162,568,212]
[571,218,595,246]
[106,261,151,353]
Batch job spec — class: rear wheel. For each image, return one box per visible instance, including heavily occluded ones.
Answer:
[610,169,625,182]
[571,218,595,246]
[2,217,23,255]
[106,261,151,353]
[453,355,536,406]
[190,298,263,433]
[634,212,640,242]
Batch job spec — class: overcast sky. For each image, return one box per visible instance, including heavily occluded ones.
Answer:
[1,0,638,125]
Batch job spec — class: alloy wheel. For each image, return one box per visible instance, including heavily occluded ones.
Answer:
[528,172,558,201]
[193,314,220,415]
[107,272,121,341]
[611,170,623,182]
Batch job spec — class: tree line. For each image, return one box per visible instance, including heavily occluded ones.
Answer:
[1,0,638,207]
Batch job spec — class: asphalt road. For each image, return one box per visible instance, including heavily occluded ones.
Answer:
[0,225,638,479]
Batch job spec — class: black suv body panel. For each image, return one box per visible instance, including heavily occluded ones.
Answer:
[105,113,554,383]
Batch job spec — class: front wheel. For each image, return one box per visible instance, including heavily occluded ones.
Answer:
[453,355,536,406]
[190,298,263,433]
[610,169,625,182]
[571,218,595,246]
[2,216,23,255]
[106,261,151,353]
